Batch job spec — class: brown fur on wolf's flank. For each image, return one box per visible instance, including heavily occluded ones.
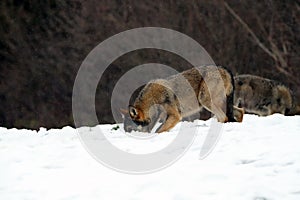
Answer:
[127,65,241,133]
[234,74,297,116]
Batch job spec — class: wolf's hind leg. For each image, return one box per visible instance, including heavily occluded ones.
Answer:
[233,106,244,122]
[211,103,228,123]
[199,94,228,123]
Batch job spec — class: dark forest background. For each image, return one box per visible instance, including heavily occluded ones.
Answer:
[0,0,299,129]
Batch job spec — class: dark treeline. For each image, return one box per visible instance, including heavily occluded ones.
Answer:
[0,0,299,129]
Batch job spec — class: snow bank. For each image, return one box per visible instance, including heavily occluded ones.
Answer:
[0,114,300,200]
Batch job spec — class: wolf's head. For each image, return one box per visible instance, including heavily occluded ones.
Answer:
[120,108,151,132]
[121,104,164,133]
[128,105,151,126]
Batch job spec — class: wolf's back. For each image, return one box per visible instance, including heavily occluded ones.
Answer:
[234,74,294,116]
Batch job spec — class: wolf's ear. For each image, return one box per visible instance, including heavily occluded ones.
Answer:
[120,108,128,114]
[129,105,138,118]
[119,108,128,119]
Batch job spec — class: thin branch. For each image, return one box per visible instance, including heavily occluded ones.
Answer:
[224,1,295,80]
[269,39,288,68]
[224,2,277,61]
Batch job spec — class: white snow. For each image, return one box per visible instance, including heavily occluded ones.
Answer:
[1,114,300,200]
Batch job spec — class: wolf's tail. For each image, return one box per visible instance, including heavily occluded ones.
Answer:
[223,66,238,122]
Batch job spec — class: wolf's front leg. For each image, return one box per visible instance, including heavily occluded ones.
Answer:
[257,106,272,116]
[156,113,181,133]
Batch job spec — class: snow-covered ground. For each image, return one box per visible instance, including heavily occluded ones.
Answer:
[1,114,300,200]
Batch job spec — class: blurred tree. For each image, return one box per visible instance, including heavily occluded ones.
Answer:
[0,0,299,129]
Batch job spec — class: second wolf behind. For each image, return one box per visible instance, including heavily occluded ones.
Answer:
[234,74,300,116]
[124,65,244,133]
